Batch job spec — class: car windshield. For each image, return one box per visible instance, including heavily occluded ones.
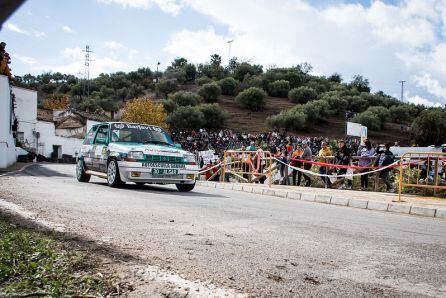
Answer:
[110,123,173,145]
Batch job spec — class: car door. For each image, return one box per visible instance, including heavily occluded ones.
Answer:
[81,125,99,170]
[92,124,110,172]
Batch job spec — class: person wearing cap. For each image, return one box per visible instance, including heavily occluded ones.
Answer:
[358,139,375,190]
[374,143,395,192]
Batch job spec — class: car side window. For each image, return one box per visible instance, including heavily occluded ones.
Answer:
[94,125,109,145]
[83,126,99,145]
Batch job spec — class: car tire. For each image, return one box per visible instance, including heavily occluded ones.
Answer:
[176,182,195,192]
[107,159,124,188]
[76,160,90,182]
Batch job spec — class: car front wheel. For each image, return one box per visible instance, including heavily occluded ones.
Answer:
[176,183,195,192]
[107,159,124,188]
[76,160,90,183]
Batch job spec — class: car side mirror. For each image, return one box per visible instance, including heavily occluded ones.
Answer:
[174,143,182,149]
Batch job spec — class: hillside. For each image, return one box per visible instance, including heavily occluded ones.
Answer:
[216,94,411,145]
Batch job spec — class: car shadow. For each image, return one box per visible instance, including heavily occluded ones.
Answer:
[89,181,227,198]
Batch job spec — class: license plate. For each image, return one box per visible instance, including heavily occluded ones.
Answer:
[151,168,178,175]
[143,162,185,169]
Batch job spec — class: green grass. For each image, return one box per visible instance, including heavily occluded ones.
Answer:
[0,216,115,297]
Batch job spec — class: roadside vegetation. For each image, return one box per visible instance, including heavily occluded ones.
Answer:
[13,55,446,146]
[0,215,121,297]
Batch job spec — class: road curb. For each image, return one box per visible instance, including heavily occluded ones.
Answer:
[196,181,445,219]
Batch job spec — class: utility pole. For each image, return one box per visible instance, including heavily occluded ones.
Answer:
[227,40,234,64]
[399,80,406,102]
[83,45,93,99]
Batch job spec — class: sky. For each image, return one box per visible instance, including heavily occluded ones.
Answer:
[0,0,445,107]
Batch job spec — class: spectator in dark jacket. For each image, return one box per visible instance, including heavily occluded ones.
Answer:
[374,143,395,192]
[335,140,352,189]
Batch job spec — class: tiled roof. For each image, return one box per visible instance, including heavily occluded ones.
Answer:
[73,110,110,122]
[37,108,53,122]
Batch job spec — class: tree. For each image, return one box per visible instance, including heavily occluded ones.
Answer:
[43,94,70,110]
[199,103,228,129]
[156,78,179,98]
[218,77,238,95]
[352,111,382,131]
[288,86,317,104]
[184,63,197,82]
[210,54,222,68]
[171,57,188,69]
[168,91,201,106]
[390,105,417,123]
[349,75,370,93]
[195,76,212,86]
[412,109,446,145]
[319,91,348,115]
[235,87,267,111]
[328,73,342,83]
[121,97,169,130]
[198,82,221,103]
[266,109,307,131]
[366,106,391,123]
[160,99,178,114]
[268,80,290,97]
[167,106,205,130]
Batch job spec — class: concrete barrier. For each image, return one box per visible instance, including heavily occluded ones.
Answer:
[388,203,411,214]
[367,201,389,211]
[315,195,331,204]
[435,208,446,219]
[348,198,368,209]
[301,193,316,202]
[287,192,302,200]
[410,206,436,217]
[331,197,349,206]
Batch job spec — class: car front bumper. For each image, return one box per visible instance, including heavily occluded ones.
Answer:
[117,161,199,184]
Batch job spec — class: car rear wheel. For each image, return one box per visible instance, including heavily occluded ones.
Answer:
[107,159,124,188]
[76,160,90,182]
[176,183,195,192]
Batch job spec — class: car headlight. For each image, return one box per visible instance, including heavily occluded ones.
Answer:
[183,154,196,163]
[127,151,144,160]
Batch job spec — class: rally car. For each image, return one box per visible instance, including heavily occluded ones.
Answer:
[76,122,199,192]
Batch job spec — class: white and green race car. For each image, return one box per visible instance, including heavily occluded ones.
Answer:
[76,122,199,192]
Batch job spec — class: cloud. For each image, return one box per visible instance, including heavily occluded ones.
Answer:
[105,41,125,50]
[413,73,446,100]
[98,0,183,15]
[161,0,446,106]
[33,31,46,38]
[406,94,443,107]
[62,25,73,33]
[13,54,37,65]
[4,23,27,34]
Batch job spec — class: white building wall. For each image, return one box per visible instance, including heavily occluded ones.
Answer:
[12,86,38,151]
[0,75,17,168]
[36,121,83,158]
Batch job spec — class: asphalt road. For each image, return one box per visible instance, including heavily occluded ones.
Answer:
[1,163,445,297]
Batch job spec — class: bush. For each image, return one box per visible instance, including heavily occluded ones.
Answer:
[160,99,178,114]
[366,106,391,123]
[168,91,201,106]
[167,106,205,130]
[266,109,307,131]
[235,87,267,111]
[122,97,169,130]
[268,80,290,97]
[156,78,179,98]
[319,92,348,115]
[199,103,228,129]
[347,96,369,113]
[198,82,221,103]
[352,111,382,131]
[390,105,417,123]
[288,86,317,104]
[195,76,212,86]
[412,109,446,145]
[300,100,330,123]
[218,77,238,96]
[240,75,263,91]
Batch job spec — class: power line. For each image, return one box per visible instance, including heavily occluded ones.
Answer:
[399,80,406,102]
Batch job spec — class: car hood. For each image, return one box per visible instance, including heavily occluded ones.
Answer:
[108,142,190,157]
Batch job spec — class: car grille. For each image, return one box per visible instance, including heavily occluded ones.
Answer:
[145,155,183,163]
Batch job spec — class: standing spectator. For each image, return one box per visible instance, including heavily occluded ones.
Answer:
[335,140,352,190]
[0,41,12,80]
[374,144,395,192]
[318,141,332,188]
[358,140,375,190]
[300,141,313,186]
[290,145,303,186]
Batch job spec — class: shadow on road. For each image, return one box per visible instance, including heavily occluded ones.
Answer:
[90,181,227,198]
[8,163,72,178]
